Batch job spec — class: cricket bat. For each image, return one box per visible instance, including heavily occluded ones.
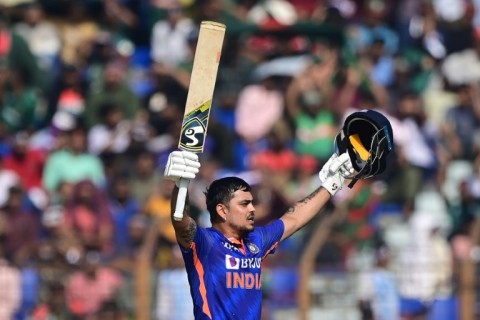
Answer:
[173,21,226,221]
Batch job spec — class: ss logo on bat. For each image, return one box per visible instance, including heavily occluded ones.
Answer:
[185,126,204,146]
[180,117,205,150]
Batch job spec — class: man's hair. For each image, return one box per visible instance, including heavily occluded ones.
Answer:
[204,177,251,224]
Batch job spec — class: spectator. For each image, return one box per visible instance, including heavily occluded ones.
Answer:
[0,237,21,320]
[249,121,296,174]
[150,3,195,67]
[108,213,153,268]
[213,35,262,126]
[42,125,106,194]
[248,122,296,224]
[65,250,123,317]
[30,282,71,320]
[235,75,285,146]
[439,83,480,161]
[107,174,140,253]
[3,131,47,210]
[0,185,39,266]
[347,0,399,56]
[363,37,395,88]
[88,102,132,175]
[61,180,113,253]
[393,0,425,50]
[145,87,183,138]
[146,22,201,118]
[0,68,45,134]
[129,149,162,205]
[46,64,87,126]
[109,214,158,318]
[357,246,400,320]
[0,10,41,89]
[38,195,74,257]
[85,61,140,128]
[13,2,61,74]
[29,110,77,153]
[143,178,177,247]
[381,92,438,213]
[396,212,453,319]
[441,31,480,86]
[286,62,338,162]
[35,238,71,288]
[55,1,99,66]
[86,31,120,85]
[430,0,473,55]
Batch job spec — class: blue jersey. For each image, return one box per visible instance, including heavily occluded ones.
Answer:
[181,219,285,320]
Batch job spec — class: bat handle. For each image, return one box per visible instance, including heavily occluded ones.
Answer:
[173,178,190,221]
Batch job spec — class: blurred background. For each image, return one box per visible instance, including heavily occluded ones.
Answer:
[0,0,478,319]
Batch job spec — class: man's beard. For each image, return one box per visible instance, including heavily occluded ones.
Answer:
[232,222,254,233]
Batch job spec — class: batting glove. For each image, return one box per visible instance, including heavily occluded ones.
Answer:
[318,153,354,196]
[164,151,201,187]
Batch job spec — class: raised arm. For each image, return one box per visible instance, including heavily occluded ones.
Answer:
[280,153,352,241]
[164,151,201,249]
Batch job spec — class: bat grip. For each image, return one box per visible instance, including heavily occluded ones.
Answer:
[173,178,190,221]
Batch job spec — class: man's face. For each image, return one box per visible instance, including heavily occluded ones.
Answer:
[136,153,155,175]
[223,190,256,233]
[70,129,86,153]
[25,6,42,25]
[103,64,123,86]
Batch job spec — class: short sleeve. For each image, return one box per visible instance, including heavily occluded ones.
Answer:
[178,226,214,257]
[254,219,285,258]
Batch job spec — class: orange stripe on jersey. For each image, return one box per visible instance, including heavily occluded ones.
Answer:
[192,242,212,319]
[262,241,279,260]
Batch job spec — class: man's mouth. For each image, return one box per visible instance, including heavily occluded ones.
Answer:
[247,215,255,222]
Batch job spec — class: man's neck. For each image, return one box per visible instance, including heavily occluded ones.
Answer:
[213,224,246,255]
[213,223,244,241]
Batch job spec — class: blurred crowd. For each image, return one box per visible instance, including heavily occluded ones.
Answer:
[0,0,479,319]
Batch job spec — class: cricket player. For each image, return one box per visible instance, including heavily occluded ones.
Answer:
[164,150,354,319]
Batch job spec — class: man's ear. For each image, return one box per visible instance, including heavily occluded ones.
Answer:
[216,203,227,221]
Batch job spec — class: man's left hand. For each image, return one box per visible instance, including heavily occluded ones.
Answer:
[318,153,354,196]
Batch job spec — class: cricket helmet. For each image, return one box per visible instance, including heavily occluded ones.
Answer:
[335,109,394,186]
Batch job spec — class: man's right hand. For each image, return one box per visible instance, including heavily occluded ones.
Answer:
[164,151,201,186]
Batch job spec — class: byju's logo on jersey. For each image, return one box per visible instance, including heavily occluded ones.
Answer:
[226,255,240,270]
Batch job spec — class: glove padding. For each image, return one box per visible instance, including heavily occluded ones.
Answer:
[164,151,201,186]
[318,153,354,196]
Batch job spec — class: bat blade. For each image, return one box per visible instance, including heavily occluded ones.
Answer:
[174,21,226,221]
[178,21,226,153]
